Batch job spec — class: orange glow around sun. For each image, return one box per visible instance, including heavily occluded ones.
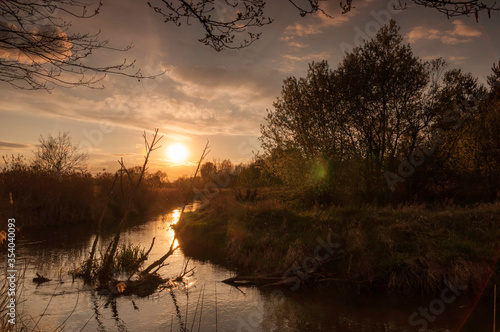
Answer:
[167,143,188,163]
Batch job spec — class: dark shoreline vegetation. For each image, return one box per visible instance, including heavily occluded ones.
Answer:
[176,189,500,296]
[0,164,184,230]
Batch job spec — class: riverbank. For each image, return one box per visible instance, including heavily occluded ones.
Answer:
[175,189,500,295]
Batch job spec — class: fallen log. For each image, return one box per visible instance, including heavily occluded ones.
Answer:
[222,275,283,286]
[223,272,374,288]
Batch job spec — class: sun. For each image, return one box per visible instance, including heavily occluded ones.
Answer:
[167,143,188,163]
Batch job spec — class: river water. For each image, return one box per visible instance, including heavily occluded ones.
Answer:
[8,206,495,331]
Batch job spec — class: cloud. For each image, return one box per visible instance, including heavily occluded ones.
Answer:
[0,141,32,150]
[407,20,481,45]
[449,56,468,64]
[286,41,308,49]
[282,22,323,39]
[281,2,353,42]
[0,23,72,64]
[282,52,330,62]
[0,62,281,140]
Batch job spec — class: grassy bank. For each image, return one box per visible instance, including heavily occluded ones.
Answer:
[175,190,500,295]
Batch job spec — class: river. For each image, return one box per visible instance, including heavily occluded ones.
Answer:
[7,205,495,331]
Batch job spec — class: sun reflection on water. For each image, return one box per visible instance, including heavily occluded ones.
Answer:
[168,209,181,247]
[171,209,181,224]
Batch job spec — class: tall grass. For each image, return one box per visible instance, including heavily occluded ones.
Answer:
[0,264,27,331]
[177,191,500,294]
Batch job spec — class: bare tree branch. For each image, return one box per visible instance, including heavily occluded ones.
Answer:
[0,0,163,91]
[32,131,88,177]
[148,0,498,51]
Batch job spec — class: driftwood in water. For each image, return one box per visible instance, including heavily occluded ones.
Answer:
[33,273,51,284]
[222,275,283,286]
[223,272,372,288]
[141,237,177,275]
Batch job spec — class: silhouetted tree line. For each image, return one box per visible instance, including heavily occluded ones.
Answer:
[260,20,500,205]
[0,141,180,229]
[172,158,280,195]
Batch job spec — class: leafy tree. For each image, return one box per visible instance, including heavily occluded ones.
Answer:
[335,21,449,197]
[147,170,169,187]
[32,132,88,176]
[200,161,216,183]
[262,41,500,204]
[262,21,447,201]
[261,61,343,160]
[471,63,500,199]
[411,69,486,200]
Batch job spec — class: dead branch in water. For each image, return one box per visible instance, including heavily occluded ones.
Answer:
[141,236,178,275]
[98,129,163,284]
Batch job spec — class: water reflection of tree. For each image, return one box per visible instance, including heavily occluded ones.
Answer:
[169,288,186,332]
[109,298,129,332]
[90,292,107,332]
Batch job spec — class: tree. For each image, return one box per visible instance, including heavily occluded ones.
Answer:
[336,21,444,168]
[147,0,328,51]
[200,161,216,183]
[3,1,497,82]
[470,63,500,199]
[149,0,499,51]
[147,170,169,187]
[32,132,88,176]
[409,0,498,20]
[261,20,454,203]
[0,0,159,90]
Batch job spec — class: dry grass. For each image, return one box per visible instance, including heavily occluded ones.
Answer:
[177,192,500,295]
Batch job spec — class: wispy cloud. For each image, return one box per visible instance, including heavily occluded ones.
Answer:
[282,52,330,62]
[407,20,481,45]
[449,56,468,64]
[0,63,281,140]
[0,140,32,150]
[281,9,356,45]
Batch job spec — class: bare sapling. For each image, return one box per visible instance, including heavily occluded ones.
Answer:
[98,129,163,284]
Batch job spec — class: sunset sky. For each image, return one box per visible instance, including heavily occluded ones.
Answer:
[1,0,499,180]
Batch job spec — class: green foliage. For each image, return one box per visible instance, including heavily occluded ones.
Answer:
[261,20,499,205]
[115,243,147,273]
